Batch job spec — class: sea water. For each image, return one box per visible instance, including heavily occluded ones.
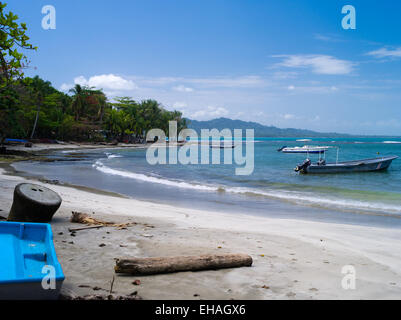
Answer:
[12,137,401,227]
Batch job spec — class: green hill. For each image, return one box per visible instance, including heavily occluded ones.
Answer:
[187,117,350,138]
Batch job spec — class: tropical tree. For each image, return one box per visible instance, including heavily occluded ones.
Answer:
[69,84,86,121]
[0,1,36,86]
[27,76,54,138]
[105,108,126,138]
[0,1,36,141]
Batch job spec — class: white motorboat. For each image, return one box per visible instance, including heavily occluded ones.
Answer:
[278,145,329,154]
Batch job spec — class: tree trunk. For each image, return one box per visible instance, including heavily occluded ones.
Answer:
[114,254,253,275]
[30,100,41,139]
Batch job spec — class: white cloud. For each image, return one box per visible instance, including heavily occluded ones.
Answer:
[285,84,339,94]
[283,113,295,119]
[60,83,73,91]
[188,76,266,88]
[172,102,187,109]
[367,47,401,59]
[273,54,354,75]
[75,74,137,91]
[131,75,267,88]
[191,106,229,120]
[313,34,344,43]
[60,74,137,94]
[61,74,268,95]
[173,85,194,92]
[314,34,332,41]
[273,71,298,79]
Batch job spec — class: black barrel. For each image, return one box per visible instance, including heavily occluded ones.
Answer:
[7,183,62,222]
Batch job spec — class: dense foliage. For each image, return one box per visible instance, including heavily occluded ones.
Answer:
[0,2,186,143]
[0,1,36,87]
[1,76,187,142]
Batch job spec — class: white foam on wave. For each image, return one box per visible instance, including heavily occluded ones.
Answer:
[225,186,401,214]
[105,152,122,159]
[61,149,81,153]
[93,161,217,191]
[382,141,401,144]
[92,161,401,215]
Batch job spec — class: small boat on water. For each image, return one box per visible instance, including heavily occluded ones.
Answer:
[295,155,398,174]
[278,145,329,154]
[0,221,64,300]
[210,142,236,149]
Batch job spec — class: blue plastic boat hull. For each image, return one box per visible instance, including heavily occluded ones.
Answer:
[0,222,64,300]
[0,280,64,300]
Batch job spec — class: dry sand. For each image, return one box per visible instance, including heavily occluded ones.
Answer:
[1,164,401,299]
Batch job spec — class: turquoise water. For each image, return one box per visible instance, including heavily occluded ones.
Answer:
[12,137,401,225]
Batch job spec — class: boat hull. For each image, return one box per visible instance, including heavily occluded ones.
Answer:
[0,280,64,300]
[303,156,398,174]
[282,150,325,154]
[0,221,64,300]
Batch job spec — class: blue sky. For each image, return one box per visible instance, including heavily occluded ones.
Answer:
[6,0,401,135]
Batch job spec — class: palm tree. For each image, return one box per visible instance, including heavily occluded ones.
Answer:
[95,92,107,123]
[69,84,86,121]
[29,76,53,138]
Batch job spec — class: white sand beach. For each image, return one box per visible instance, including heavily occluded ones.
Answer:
[1,162,401,299]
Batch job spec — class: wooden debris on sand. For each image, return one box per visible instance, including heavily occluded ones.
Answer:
[68,225,104,232]
[70,211,133,229]
[115,254,253,275]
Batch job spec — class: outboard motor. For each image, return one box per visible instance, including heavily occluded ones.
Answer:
[277,146,287,152]
[294,158,311,173]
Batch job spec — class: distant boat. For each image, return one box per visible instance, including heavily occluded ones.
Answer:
[210,142,236,149]
[296,139,312,142]
[294,156,398,174]
[278,145,329,154]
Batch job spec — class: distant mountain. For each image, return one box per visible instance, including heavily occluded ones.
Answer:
[186,117,351,138]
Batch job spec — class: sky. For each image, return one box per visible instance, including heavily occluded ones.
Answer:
[5,0,401,135]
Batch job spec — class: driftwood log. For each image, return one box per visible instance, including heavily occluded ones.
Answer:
[70,211,132,229]
[68,225,104,232]
[115,254,253,275]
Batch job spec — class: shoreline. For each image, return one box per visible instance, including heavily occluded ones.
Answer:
[9,144,401,231]
[1,158,401,299]
[4,141,149,153]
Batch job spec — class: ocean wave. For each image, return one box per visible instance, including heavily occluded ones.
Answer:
[105,152,122,159]
[225,187,401,215]
[382,141,401,144]
[92,161,401,215]
[93,161,217,191]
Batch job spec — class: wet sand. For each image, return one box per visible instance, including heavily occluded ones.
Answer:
[1,166,401,299]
